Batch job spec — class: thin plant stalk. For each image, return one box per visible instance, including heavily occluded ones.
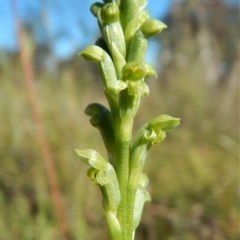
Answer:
[11,1,71,239]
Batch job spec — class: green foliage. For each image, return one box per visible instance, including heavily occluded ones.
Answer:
[0,56,238,239]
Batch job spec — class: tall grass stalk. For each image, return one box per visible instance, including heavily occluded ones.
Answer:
[11,1,70,239]
[76,1,180,239]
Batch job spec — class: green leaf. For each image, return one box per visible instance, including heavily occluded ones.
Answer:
[133,174,151,230]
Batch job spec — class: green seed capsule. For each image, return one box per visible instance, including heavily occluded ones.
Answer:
[99,3,126,77]
[127,30,147,64]
[102,16,126,61]
[101,16,126,58]
[99,52,126,95]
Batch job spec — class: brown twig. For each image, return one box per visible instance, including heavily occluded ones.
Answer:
[11,1,71,239]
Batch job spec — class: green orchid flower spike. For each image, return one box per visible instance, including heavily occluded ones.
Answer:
[76,1,180,239]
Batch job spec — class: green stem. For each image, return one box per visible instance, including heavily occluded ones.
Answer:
[79,1,177,240]
[115,108,133,239]
[126,185,136,239]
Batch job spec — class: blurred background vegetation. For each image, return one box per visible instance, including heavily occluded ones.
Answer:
[0,0,239,239]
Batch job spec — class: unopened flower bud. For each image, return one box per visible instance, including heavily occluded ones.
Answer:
[149,114,180,132]
[101,3,119,24]
[75,149,107,170]
[79,45,104,62]
[90,2,104,17]
[140,19,167,38]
